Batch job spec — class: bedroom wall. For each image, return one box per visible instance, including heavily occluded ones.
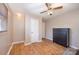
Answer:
[12,12,25,43]
[25,14,31,44]
[42,21,45,38]
[45,9,79,49]
[0,4,13,54]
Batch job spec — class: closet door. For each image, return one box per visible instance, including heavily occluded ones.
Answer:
[30,18,39,42]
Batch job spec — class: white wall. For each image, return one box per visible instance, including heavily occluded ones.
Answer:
[45,9,79,49]
[25,14,31,44]
[13,12,25,42]
[39,17,42,41]
[42,22,45,38]
[0,5,13,54]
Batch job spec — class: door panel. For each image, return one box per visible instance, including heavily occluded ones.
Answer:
[30,18,39,42]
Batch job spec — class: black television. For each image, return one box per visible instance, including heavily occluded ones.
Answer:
[53,28,70,47]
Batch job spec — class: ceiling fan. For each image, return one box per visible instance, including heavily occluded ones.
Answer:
[40,3,63,15]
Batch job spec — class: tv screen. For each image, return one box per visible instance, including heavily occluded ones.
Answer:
[53,28,70,47]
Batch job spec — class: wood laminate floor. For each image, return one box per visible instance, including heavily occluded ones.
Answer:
[10,39,65,55]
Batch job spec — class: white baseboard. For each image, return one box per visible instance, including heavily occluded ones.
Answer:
[7,43,13,55]
[70,45,79,49]
[36,40,42,42]
[24,42,33,46]
[24,40,42,46]
[7,41,24,55]
[12,41,24,45]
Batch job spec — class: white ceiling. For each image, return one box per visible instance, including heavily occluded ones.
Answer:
[8,3,79,20]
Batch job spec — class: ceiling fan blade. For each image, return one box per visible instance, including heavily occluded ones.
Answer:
[45,3,49,7]
[45,3,51,9]
[40,10,47,14]
[53,6,63,10]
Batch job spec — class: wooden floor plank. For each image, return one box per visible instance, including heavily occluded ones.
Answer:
[10,39,65,55]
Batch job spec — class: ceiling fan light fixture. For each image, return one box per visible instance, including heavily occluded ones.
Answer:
[48,11,53,15]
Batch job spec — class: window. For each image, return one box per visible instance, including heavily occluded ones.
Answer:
[0,3,8,32]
